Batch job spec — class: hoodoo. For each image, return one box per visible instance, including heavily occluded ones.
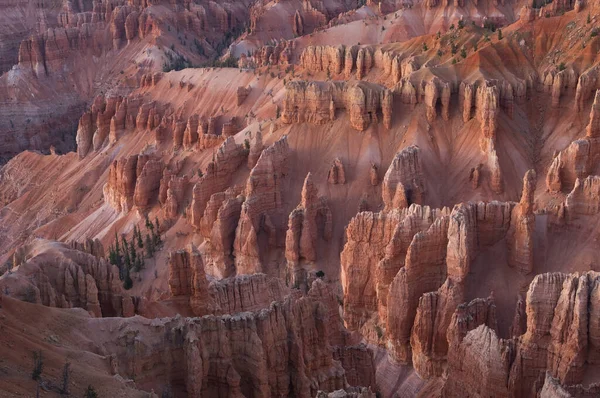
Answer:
[3,0,600,396]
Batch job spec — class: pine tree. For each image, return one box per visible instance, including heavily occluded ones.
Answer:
[31,351,43,381]
[123,237,131,270]
[84,385,98,398]
[123,267,133,289]
[130,237,137,265]
[145,234,154,258]
[153,217,162,247]
[145,214,153,231]
[497,29,503,40]
[134,256,144,272]
[114,232,121,267]
[109,244,116,265]
[61,361,71,395]
[136,226,144,248]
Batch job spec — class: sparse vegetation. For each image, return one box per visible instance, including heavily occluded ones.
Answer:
[483,20,497,32]
[162,52,190,72]
[60,361,71,395]
[31,351,43,381]
[84,385,98,398]
[498,29,503,40]
[316,270,325,278]
[558,62,566,71]
[422,42,428,51]
[107,215,163,288]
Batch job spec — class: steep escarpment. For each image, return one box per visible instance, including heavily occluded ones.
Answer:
[282,80,393,131]
[100,279,375,397]
[443,271,600,398]
[4,2,600,397]
[0,240,137,317]
[342,164,539,378]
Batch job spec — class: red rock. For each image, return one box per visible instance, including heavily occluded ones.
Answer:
[0,240,132,317]
[190,137,247,228]
[565,175,600,216]
[382,146,425,210]
[328,157,346,184]
[507,170,536,274]
[281,80,393,131]
[133,159,163,211]
[234,137,290,274]
[285,173,333,289]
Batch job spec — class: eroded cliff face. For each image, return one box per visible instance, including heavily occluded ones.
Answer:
[0,240,136,317]
[190,137,247,229]
[546,90,600,193]
[103,279,375,397]
[281,80,393,131]
[233,136,290,275]
[285,173,332,290]
[443,271,600,398]
[7,1,600,396]
[104,153,165,213]
[341,166,542,378]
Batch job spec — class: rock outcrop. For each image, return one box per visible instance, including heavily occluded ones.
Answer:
[104,155,140,213]
[247,130,263,169]
[133,159,163,211]
[328,158,346,184]
[565,175,600,216]
[190,138,247,229]
[442,271,600,397]
[201,189,244,278]
[546,92,600,193]
[0,240,134,317]
[233,136,291,274]
[282,81,393,131]
[507,170,536,274]
[300,45,345,75]
[285,173,333,289]
[382,146,425,210]
[168,246,212,316]
[103,279,373,397]
[237,86,250,106]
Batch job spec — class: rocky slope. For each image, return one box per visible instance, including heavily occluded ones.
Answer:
[4,0,600,397]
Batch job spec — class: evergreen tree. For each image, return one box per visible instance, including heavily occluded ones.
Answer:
[122,237,131,270]
[123,267,133,290]
[31,351,43,381]
[136,226,144,248]
[134,256,144,272]
[145,234,155,258]
[130,237,137,265]
[145,214,153,231]
[60,361,71,395]
[84,385,98,398]
[114,232,122,267]
[497,28,503,40]
[109,244,116,265]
